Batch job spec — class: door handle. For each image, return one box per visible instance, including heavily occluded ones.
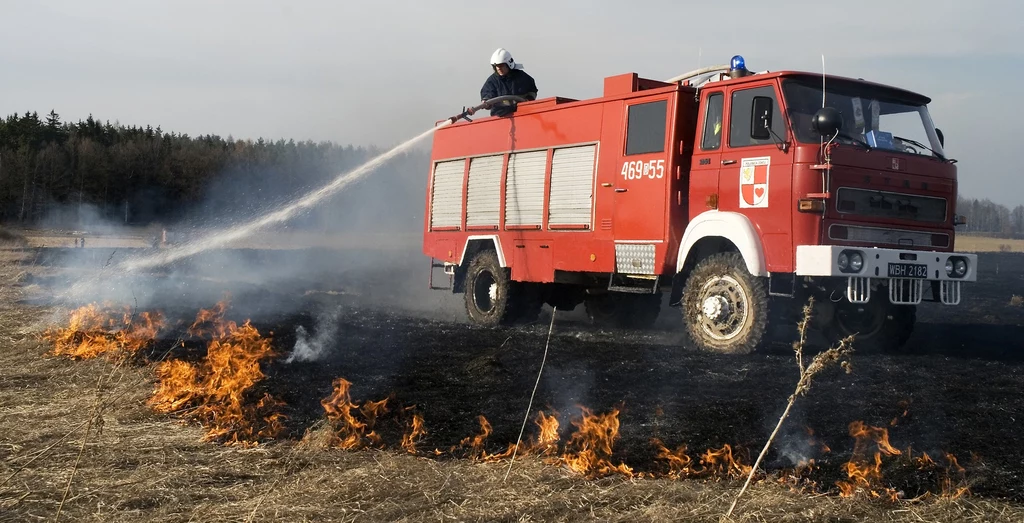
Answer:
[614,188,627,193]
[722,159,736,165]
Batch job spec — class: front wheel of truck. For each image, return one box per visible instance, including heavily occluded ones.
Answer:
[680,252,768,355]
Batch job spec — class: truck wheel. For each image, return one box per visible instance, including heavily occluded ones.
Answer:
[620,293,662,329]
[825,298,915,352]
[681,252,768,354]
[584,294,620,326]
[464,250,516,326]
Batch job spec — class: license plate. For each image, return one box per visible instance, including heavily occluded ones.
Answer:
[887,262,928,278]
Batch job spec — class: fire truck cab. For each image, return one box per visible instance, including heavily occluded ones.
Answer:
[423,56,977,354]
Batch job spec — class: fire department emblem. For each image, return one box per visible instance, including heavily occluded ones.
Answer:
[739,156,770,208]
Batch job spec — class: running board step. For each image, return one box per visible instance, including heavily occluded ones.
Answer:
[607,273,660,294]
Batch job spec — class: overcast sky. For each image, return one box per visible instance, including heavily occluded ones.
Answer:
[1,0,1020,206]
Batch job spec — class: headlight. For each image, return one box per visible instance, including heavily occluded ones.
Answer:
[945,256,968,278]
[849,252,864,272]
[838,250,863,273]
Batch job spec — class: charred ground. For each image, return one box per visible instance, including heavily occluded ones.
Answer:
[2,243,1023,521]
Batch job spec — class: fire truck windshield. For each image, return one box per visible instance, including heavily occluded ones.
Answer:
[782,77,946,159]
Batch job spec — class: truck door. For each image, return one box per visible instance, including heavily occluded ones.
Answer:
[717,83,794,272]
[612,97,671,242]
[690,90,725,217]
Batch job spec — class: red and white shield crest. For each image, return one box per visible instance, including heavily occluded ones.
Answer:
[739,156,770,208]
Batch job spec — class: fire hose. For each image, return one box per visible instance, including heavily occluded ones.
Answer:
[447,95,529,124]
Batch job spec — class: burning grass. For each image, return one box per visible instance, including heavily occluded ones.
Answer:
[41,302,165,360]
[34,297,983,501]
[21,293,995,517]
[147,299,286,446]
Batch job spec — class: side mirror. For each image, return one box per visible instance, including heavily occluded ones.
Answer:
[750,96,773,140]
[812,107,843,137]
[935,128,945,147]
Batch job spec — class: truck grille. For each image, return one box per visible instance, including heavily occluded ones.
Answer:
[829,224,949,248]
[835,187,947,223]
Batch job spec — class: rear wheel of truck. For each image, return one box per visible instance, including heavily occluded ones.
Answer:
[825,296,915,352]
[681,252,768,355]
[584,293,662,329]
[464,250,515,326]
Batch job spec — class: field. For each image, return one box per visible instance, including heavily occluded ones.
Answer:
[2,228,1024,522]
[956,235,1024,253]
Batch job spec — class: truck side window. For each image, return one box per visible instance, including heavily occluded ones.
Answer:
[625,100,667,155]
[729,85,785,147]
[701,92,724,150]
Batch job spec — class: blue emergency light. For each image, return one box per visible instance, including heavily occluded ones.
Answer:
[730,55,746,71]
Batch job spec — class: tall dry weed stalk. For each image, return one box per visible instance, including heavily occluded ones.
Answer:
[724,297,855,520]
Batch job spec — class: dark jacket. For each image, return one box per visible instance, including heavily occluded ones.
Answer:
[480,68,538,117]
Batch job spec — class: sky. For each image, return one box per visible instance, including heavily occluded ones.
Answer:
[1,0,1020,206]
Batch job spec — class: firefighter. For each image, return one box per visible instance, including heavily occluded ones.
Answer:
[468,48,538,117]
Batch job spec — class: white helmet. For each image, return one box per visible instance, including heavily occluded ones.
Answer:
[490,47,523,70]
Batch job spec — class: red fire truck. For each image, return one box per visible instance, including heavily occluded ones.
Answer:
[422,55,976,354]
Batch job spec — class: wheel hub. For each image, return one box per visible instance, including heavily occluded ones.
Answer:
[701,295,731,321]
[693,275,750,341]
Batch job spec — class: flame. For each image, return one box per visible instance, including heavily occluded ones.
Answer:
[401,411,427,454]
[909,450,970,500]
[699,444,752,479]
[147,303,284,447]
[43,302,164,360]
[835,421,902,500]
[187,298,231,339]
[530,411,560,456]
[556,407,633,478]
[317,377,389,449]
[652,439,696,479]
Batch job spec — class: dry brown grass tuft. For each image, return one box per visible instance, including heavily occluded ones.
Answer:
[1010,295,1023,307]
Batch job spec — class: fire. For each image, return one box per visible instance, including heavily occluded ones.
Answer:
[187,297,230,338]
[401,411,427,454]
[835,421,902,500]
[652,439,696,478]
[531,410,561,456]
[43,302,165,360]
[317,377,389,449]
[699,444,752,479]
[147,301,284,446]
[909,450,970,500]
[557,407,633,478]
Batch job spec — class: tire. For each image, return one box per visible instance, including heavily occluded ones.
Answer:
[584,294,620,325]
[825,297,916,352]
[583,293,660,329]
[680,252,769,354]
[463,250,516,327]
[621,293,662,329]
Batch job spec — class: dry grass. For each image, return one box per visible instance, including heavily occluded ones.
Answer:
[1,252,1024,522]
[956,236,1024,253]
[0,227,28,248]
[1010,295,1023,307]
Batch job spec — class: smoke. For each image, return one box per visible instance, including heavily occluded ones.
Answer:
[25,123,468,339]
[286,306,342,363]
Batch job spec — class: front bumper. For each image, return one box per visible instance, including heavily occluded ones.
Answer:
[795,245,977,305]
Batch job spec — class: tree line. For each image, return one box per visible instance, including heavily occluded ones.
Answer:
[0,110,429,231]
[0,110,1021,236]
[956,196,1024,238]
